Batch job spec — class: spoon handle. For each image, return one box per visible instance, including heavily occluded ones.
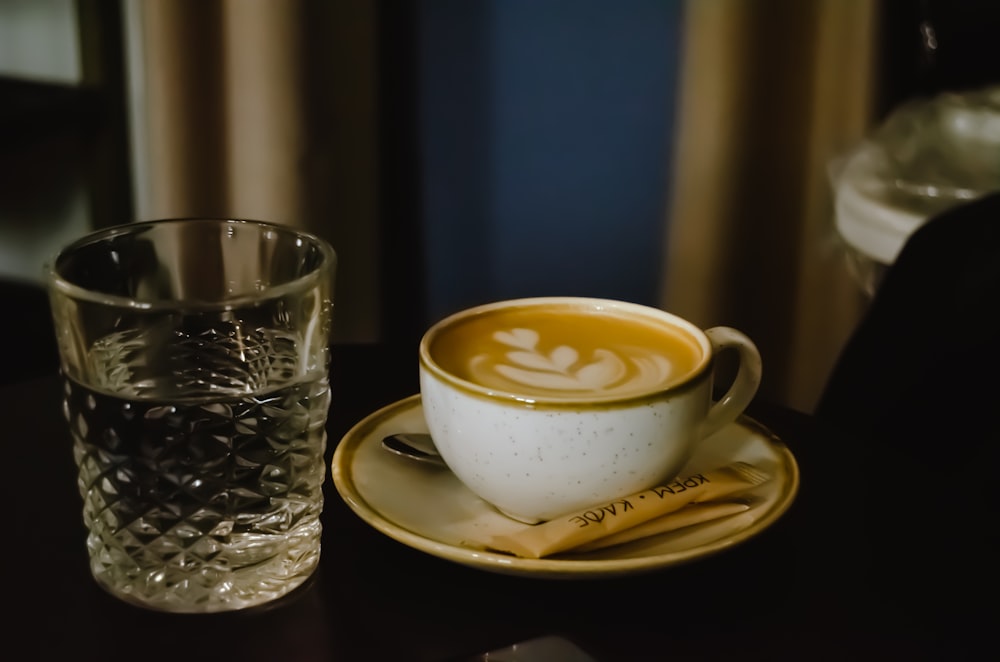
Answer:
[381,433,446,466]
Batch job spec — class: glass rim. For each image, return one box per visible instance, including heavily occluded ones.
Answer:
[45,217,337,312]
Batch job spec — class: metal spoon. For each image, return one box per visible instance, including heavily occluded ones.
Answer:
[381,433,447,467]
[381,433,541,524]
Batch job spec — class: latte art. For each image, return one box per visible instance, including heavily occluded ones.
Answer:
[469,328,675,396]
[426,303,705,400]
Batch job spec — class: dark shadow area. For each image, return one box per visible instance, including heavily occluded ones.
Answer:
[876,0,1000,116]
[0,78,105,385]
[815,191,1000,637]
[0,280,59,384]
[372,0,428,353]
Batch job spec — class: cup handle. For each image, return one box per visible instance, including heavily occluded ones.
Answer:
[702,327,762,439]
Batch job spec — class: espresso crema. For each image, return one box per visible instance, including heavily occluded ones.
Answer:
[429,304,704,399]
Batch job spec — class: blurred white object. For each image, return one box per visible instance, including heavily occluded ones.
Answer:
[0,0,82,84]
[469,636,597,661]
[831,85,1000,295]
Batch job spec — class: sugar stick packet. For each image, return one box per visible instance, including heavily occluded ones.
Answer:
[488,462,769,559]
[570,500,751,553]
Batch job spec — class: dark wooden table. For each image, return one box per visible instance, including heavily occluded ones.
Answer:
[3,343,989,661]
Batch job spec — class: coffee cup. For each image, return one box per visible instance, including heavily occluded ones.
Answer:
[418,297,762,523]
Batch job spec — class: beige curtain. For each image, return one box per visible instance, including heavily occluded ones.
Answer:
[123,0,379,343]
[662,0,879,413]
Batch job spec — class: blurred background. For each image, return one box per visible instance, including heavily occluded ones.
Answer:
[2,0,999,411]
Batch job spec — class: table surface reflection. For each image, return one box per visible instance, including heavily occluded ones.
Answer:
[3,343,990,661]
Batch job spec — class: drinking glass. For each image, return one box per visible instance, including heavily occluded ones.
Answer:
[46,218,336,613]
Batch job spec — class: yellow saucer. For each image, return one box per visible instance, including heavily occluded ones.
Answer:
[331,395,799,579]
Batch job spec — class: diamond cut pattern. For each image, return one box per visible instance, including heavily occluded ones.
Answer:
[64,375,328,612]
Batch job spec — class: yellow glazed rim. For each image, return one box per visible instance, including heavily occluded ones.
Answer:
[418,297,713,407]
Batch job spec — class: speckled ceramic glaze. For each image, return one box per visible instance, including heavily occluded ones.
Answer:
[418,297,762,523]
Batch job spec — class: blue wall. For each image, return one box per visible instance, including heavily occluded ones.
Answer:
[419,0,683,322]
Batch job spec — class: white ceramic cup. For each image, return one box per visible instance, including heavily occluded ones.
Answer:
[418,297,762,523]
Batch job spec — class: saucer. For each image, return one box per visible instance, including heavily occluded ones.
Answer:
[331,395,799,579]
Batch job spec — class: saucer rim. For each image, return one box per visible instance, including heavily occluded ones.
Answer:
[331,394,800,579]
